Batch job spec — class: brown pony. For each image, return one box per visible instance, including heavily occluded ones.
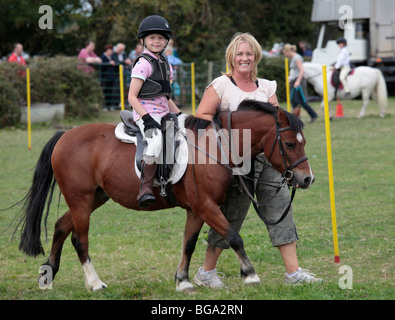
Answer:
[16,100,313,292]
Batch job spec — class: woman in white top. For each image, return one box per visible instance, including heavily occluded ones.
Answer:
[194,33,322,287]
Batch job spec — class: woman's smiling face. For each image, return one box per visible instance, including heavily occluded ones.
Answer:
[233,41,255,76]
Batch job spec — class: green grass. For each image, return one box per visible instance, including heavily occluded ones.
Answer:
[0,98,394,300]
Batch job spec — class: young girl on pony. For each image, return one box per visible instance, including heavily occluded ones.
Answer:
[128,15,181,207]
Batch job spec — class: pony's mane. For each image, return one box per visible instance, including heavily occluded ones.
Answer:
[184,116,213,132]
[184,99,304,133]
[184,109,222,133]
[237,99,277,114]
[237,99,304,132]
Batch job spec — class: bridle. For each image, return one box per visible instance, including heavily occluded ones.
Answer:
[179,110,309,226]
[267,113,309,182]
[227,110,308,225]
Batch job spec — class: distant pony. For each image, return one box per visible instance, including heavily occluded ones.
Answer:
[303,62,388,119]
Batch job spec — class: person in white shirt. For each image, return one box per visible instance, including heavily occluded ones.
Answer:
[335,37,351,95]
[194,32,323,288]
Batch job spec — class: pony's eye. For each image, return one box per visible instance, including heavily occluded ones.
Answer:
[285,142,294,148]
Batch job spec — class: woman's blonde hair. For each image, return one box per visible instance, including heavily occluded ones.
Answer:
[282,43,297,52]
[225,33,262,81]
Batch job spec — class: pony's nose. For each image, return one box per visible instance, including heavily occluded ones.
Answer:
[294,172,314,189]
[304,175,315,187]
[303,177,312,186]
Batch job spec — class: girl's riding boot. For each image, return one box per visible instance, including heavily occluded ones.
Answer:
[137,161,157,207]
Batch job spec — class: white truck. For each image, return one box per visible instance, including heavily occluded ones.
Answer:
[311,0,395,82]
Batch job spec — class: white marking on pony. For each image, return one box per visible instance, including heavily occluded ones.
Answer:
[296,133,303,143]
[176,280,195,292]
[308,163,314,187]
[243,273,261,285]
[82,260,107,292]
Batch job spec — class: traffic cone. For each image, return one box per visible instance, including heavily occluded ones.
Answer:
[335,102,344,118]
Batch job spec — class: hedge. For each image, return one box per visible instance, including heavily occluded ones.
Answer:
[0,56,103,127]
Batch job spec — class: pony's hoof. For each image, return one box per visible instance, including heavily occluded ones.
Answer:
[356,114,363,119]
[87,280,107,292]
[243,273,261,286]
[176,280,195,293]
[93,282,107,292]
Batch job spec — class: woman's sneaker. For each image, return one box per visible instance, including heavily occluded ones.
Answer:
[284,267,323,285]
[194,267,225,289]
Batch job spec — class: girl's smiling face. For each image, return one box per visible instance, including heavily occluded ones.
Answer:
[233,42,255,76]
[141,33,168,54]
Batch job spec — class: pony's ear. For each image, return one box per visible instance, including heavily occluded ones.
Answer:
[293,106,301,117]
[277,108,288,124]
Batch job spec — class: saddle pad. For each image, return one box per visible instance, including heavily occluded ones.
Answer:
[115,121,188,185]
[115,122,137,144]
[331,69,355,90]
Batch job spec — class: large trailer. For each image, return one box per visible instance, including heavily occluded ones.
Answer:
[311,0,395,82]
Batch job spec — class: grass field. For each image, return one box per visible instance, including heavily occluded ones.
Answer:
[0,98,394,301]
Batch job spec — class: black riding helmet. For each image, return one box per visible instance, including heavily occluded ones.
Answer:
[138,15,172,40]
[336,37,347,45]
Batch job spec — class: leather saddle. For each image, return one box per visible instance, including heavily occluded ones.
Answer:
[119,110,180,198]
[331,68,355,90]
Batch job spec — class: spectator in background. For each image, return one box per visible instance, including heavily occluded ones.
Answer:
[8,43,27,67]
[128,43,144,63]
[8,43,27,77]
[164,46,182,66]
[77,41,102,74]
[100,44,117,110]
[112,43,132,108]
[164,46,183,107]
[168,39,180,58]
[112,43,133,67]
[298,40,313,58]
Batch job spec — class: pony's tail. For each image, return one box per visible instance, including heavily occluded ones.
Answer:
[375,69,388,114]
[16,131,65,257]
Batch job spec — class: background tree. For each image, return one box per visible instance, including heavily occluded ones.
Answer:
[1,0,315,61]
